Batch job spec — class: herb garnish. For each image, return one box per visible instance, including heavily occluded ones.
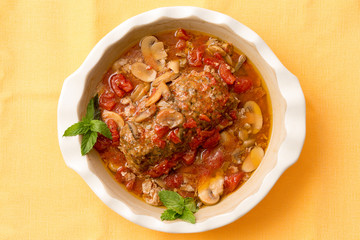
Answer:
[63,95,112,155]
[158,190,198,224]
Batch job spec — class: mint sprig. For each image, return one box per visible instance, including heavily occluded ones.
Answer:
[63,95,112,155]
[158,190,198,224]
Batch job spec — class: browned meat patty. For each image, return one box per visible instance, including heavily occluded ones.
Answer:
[119,71,239,173]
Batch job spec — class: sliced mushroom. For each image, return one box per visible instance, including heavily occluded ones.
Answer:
[208,45,227,56]
[179,58,187,68]
[141,36,167,71]
[155,108,184,129]
[151,42,167,60]
[112,58,128,72]
[127,121,139,139]
[152,71,180,87]
[244,101,263,134]
[145,82,169,107]
[241,146,264,172]
[156,99,172,109]
[134,105,157,123]
[243,139,255,148]
[238,129,249,142]
[167,60,180,73]
[198,173,224,205]
[234,54,247,72]
[225,54,233,66]
[130,62,157,82]
[101,110,125,128]
[220,131,236,148]
[130,83,150,102]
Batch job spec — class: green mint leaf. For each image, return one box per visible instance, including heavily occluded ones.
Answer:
[184,197,198,213]
[158,190,184,215]
[84,97,95,122]
[81,131,98,155]
[160,209,180,221]
[90,120,112,139]
[178,207,196,224]
[63,122,89,136]
[93,94,101,120]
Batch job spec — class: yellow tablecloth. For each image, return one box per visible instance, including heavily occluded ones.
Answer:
[1,0,359,239]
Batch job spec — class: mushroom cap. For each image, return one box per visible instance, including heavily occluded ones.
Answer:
[244,101,263,134]
[130,62,157,82]
[241,146,264,172]
[198,173,224,205]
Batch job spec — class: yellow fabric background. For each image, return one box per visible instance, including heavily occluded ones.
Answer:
[1,0,359,239]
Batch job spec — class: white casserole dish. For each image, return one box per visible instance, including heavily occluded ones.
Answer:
[57,6,306,233]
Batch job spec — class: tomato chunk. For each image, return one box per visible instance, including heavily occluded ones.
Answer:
[202,129,220,149]
[153,137,166,149]
[202,148,225,171]
[110,74,133,97]
[182,149,197,165]
[187,46,205,67]
[165,173,183,188]
[154,125,170,138]
[229,110,238,120]
[99,90,116,111]
[175,39,186,50]
[169,128,182,144]
[219,63,236,85]
[115,166,135,190]
[147,159,176,178]
[106,119,120,146]
[183,118,197,129]
[224,172,245,193]
[234,76,253,94]
[199,114,211,122]
[93,134,112,152]
[175,28,191,40]
[203,57,223,69]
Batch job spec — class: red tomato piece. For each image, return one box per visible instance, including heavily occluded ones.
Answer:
[153,137,166,149]
[202,148,224,170]
[229,110,238,120]
[202,129,220,149]
[213,52,223,60]
[199,129,216,138]
[99,90,116,111]
[169,128,182,144]
[234,76,253,94]
[219,63,236,85]
[199,114,211,122]
[175,39,186,50]
[187,46,205,67]
[106,119,120,146]
[203,57,223,69]
[189,135,202,150]
[165,173,183,188]
[110,74,133,97]
[224,172,245,193]
[183,118,197,129]
[93,134,112,152]
[125,179,135,191]
[154,125,170,138]
[147,159,176,178]
[115,166,135,190]
[182,149,197,165]
[175,28,190,40]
